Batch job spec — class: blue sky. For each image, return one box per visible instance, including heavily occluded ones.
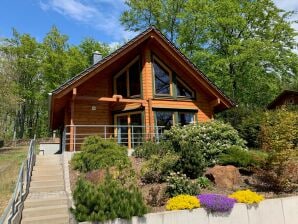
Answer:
[0,0,297,47]
[0,0,136,46]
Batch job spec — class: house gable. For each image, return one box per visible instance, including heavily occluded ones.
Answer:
[50,27,235,130]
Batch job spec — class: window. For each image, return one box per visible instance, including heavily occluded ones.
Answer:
[153,60,171,95]
[176,78,194,98]
[129,61,140,97]
[114,57,140,97]
[116,72,127,97]
[178,112,195,125]
[155,111,173,130]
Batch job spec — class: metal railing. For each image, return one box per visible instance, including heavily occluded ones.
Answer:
[0,139,36,224]
[63,125,165,151]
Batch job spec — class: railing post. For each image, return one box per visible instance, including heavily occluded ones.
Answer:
[104,126,107,140]
[132,126,134,149]
[74,126,76,152]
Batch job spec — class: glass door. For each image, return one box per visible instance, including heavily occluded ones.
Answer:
[115,112,143,148]
[117,115,128,146]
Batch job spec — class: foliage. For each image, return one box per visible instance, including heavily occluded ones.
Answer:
[197,177,212,189]
[258,109,298,192]
[0,27,111,139]
[133,140,172,159]
[122,0,298,107]
[164,121,246,178]
[72,177,147,222]
[146,186,166,207]
[141,152,179,183]
[71,136,130,172]
[198,194,236,213]
[165,194,200,211]
[229,190,264,204]
[218,146,265,168]
[166,172,200,197]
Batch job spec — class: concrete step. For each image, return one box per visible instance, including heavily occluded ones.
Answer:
[30,180,64,188]
[33,166,62,171]
[22,204,68,219]
[29,185,64,193]
[32,169,62,176]
[24,196,68,209]
[36,155,62,159]
[35,160,62,165]
[31,175,63,182]
[22,213,69,224]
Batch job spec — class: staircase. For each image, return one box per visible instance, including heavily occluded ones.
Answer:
[21,155,70,224]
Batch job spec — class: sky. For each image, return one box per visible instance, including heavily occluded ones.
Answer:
[0,0,297,47]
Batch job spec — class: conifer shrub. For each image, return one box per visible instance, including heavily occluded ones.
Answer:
[71,136,130,172]
[133,140,173,159]
[141,152,179,183]
[72,176,147,222]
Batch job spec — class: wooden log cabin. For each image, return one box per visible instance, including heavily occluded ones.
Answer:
[49,27,235,151]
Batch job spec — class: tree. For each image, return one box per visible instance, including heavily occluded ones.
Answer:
[121,0,298,107]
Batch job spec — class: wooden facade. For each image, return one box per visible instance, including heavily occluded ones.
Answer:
[49,27,235,151]
[267,90,298,110]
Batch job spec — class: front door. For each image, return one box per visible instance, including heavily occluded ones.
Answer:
[115,112,143,149]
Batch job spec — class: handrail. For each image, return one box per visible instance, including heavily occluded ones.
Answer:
[0,139,36,224]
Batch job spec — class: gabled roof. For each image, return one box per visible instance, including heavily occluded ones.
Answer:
[267,90,298,109]
[51,26,235,107]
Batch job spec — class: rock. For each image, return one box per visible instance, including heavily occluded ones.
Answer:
[205,165,241,189]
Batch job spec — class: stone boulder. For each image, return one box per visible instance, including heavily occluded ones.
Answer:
[205,165,241,189]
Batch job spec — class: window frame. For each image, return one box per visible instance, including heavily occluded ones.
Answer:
[152,56,173,97]
[113,56,141,98]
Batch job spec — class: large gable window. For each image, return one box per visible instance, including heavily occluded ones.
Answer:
[176,78,194,98]
[114,57,141,98]
[153,58,171,95]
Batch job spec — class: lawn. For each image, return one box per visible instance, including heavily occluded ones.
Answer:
[0,146,28,214]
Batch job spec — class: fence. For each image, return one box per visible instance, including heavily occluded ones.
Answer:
[63,125,165,151]
[0,139,36,224]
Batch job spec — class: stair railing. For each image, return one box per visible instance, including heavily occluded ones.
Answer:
[0,139,36,224]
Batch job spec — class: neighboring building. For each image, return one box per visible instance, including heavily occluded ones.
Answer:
[267,90,298,110]
[49,27,235,151]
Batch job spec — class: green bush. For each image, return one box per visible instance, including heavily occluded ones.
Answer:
[218,146,265,168]
[72,177,147,222]
[164,121,246,178]
[197,176,212,189]
[165,172,200,197]
[71,136,130,172]
[133,140,172,159]
[141,152,179,183]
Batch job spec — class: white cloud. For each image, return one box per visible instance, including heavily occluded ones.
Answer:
[39,0,136,42]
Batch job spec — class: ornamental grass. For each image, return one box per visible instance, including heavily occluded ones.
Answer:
[229,189,264,204]
[166,194,200,211]
[198,194,236,213]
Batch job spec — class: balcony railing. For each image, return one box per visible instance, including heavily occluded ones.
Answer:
[62,125,165,151]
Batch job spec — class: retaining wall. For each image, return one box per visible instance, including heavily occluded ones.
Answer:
[79,195,298,224]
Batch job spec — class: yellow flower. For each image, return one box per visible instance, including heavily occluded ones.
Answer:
[229,190,264,204]
[166,194,200,211]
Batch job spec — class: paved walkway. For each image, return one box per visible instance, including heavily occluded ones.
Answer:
[21,155,70,224]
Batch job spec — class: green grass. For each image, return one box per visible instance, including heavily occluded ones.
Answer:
[0,147,28,214]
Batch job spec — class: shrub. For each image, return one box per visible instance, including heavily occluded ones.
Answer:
[198,194,236,213]
[141,152,179,183]
[133,140,172,159]
[166,195,200,211]
[72,177,147,222]
[197,176,212,189]
[259,109,298,192]
[164,121,246,178]
[71,136,130,172]
[218,146,265,168]
[166,172,200,197]
[229,190,264,204]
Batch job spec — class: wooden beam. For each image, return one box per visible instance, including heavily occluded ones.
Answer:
[75,96,148,105]
[211,98,221,108]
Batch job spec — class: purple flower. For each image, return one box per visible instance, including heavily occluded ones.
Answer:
[198,194,236,213]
